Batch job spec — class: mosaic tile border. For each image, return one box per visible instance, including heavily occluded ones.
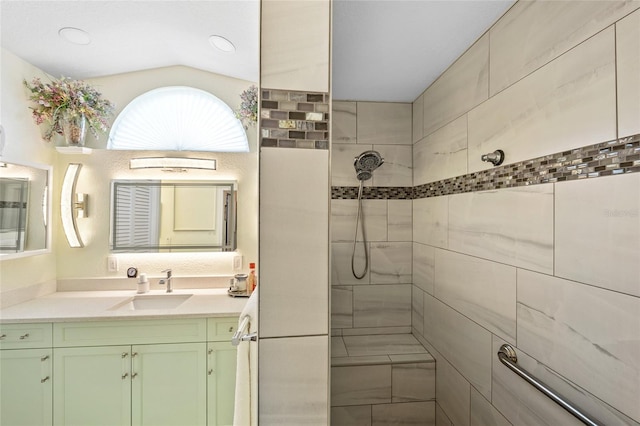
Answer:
[332,186,413,200]
[332,134,640,200]
[260,89,330,149]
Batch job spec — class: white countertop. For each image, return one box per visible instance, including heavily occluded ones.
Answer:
[0,288,248,323]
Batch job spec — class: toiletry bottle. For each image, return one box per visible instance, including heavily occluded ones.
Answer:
[137,273,149,294]
[248,263,257,294]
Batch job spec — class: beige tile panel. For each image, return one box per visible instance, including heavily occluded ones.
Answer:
[391,362,436,402]
[423,34,489,138]
[331,406,371,425]
[261,0,329,92]
[259,336,329,425]
[490,0,640,95]
[555,173,640,297]
[388,200,412,241]
[333,101,357,143]
[434,249,516,343]
[413,93,424,143]
[469,28,616,173]
[435,403,453,426]
[370,242,412,284]
[413,243,435,295]
[259,148,328,338]
[371,144,412,187]
[413,197,448,249]
[414,115,468,186]
[469,387,511,426]
[331,364,391,406]
[357,102,412,145]
[436,355,471,426]
[412,287,424,336]
[431,294,493,399]
[372,401,435,426]
[517,269,640,422]
[617,8,640,137]
[448,185,554,274]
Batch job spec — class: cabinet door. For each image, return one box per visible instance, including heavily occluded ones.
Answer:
[0,348,52,426]
[54,346,131,426]
[207,341,237,426]
[132,342,207,426]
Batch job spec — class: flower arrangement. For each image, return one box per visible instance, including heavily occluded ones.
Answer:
[235,85,258,127]
[23,76,115,142]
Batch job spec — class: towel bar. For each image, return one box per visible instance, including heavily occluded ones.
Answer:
[231,316,257,346]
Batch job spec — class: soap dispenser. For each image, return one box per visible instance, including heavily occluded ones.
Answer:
[137,273,149,294]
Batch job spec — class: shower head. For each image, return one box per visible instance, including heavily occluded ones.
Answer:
[354,150,384,181]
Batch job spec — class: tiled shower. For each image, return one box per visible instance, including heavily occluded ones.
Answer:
[328,2,640,425]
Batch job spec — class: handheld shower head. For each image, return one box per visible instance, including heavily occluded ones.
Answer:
[354,150,384,181]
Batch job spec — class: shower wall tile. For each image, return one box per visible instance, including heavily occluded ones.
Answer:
[332,286,353,329]
[412,93,424,143]
[411,287,424,336]
[489,0,639,95]
[261,0,329,93]
[260,148,328,338]
[353,285,412,328]
[372,401,435,426]
[436,403,453,426]
[259,336,328,425]
[422,292,435,345]
[331,242,369,286]
[517,269,640,422]
[342,334,428,357]
[414,115,468,186]
[617,9,640,138]
[331,406,372,426]
[491,335,639,426]
[387,200,412,241]
[391,362,436,402]
[331,199,387,243]
[341,326,412,337]
[372,144,413,187]
[333,101,357,143]
[332,143,374,187]
[413,197,448,248]
[332,336,348,358]
[434,249,516,343]
[436,355,471,426]
[432,295,492,399]
[331,364,391,406]
[370,242,412,284]
[469,388,511,426]
[448,185,554,274]
[468,28,616,173]
[413,243,435,295]
[422,34,489,137]
[356,102,412,145]
[555,173,640,297]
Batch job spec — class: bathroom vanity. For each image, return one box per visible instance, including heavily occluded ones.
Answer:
[0,289,246,426]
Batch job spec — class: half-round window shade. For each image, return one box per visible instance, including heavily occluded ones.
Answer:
[107,86,249,152]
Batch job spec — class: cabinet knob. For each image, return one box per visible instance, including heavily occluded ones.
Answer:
[132,372,138,379]
[41,376,50,383]
[122,373,129,380]
[132,352,138,357]
[121,352,128,358]
[0,334,6,340]
[228,326,234,332]
[208,369,213,376]
[41,355,49,362]
[208,349,213,355]
[19,333,30,340]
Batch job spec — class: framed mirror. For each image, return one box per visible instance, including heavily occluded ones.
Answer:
[111,180,237,253]
[0,161,51,258]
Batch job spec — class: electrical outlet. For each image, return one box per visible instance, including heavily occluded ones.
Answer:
[233,255,242,271]
[107,256,119,272]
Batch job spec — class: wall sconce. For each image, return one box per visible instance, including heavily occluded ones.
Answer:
[129,157,217,172]
[61,163,88,248]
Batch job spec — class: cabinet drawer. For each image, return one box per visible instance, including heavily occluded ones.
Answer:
[0,323,53,349]
[207,317,239,342]
[53,318,207,347]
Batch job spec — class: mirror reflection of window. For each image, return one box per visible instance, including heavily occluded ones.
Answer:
[0,178,29,253]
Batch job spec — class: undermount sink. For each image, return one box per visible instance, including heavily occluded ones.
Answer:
[109,294,193,311]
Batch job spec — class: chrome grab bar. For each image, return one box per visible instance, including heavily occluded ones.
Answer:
[231,316,257,346]
[497,344,601,426]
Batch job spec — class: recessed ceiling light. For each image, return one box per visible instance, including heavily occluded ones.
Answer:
[209,35,235,53]
[59,27,91,45]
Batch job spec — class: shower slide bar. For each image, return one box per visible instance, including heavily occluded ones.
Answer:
[497,344,601,426]
[231,316,257,346]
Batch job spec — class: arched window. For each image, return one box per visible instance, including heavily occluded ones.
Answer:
[107,86,249,152]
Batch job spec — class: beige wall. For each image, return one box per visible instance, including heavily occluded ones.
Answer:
[412,2,640,425]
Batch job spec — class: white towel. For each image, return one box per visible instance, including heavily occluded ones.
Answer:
[233,287,258,426]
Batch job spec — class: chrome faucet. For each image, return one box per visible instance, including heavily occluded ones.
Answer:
[159,269,173,293]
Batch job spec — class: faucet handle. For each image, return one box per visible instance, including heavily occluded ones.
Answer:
[162,268,172,277]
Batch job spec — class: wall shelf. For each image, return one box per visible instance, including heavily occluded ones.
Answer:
[56,147,93,155]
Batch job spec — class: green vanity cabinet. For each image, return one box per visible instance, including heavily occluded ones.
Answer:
[0,323,53,426]
[207,317,238,426]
